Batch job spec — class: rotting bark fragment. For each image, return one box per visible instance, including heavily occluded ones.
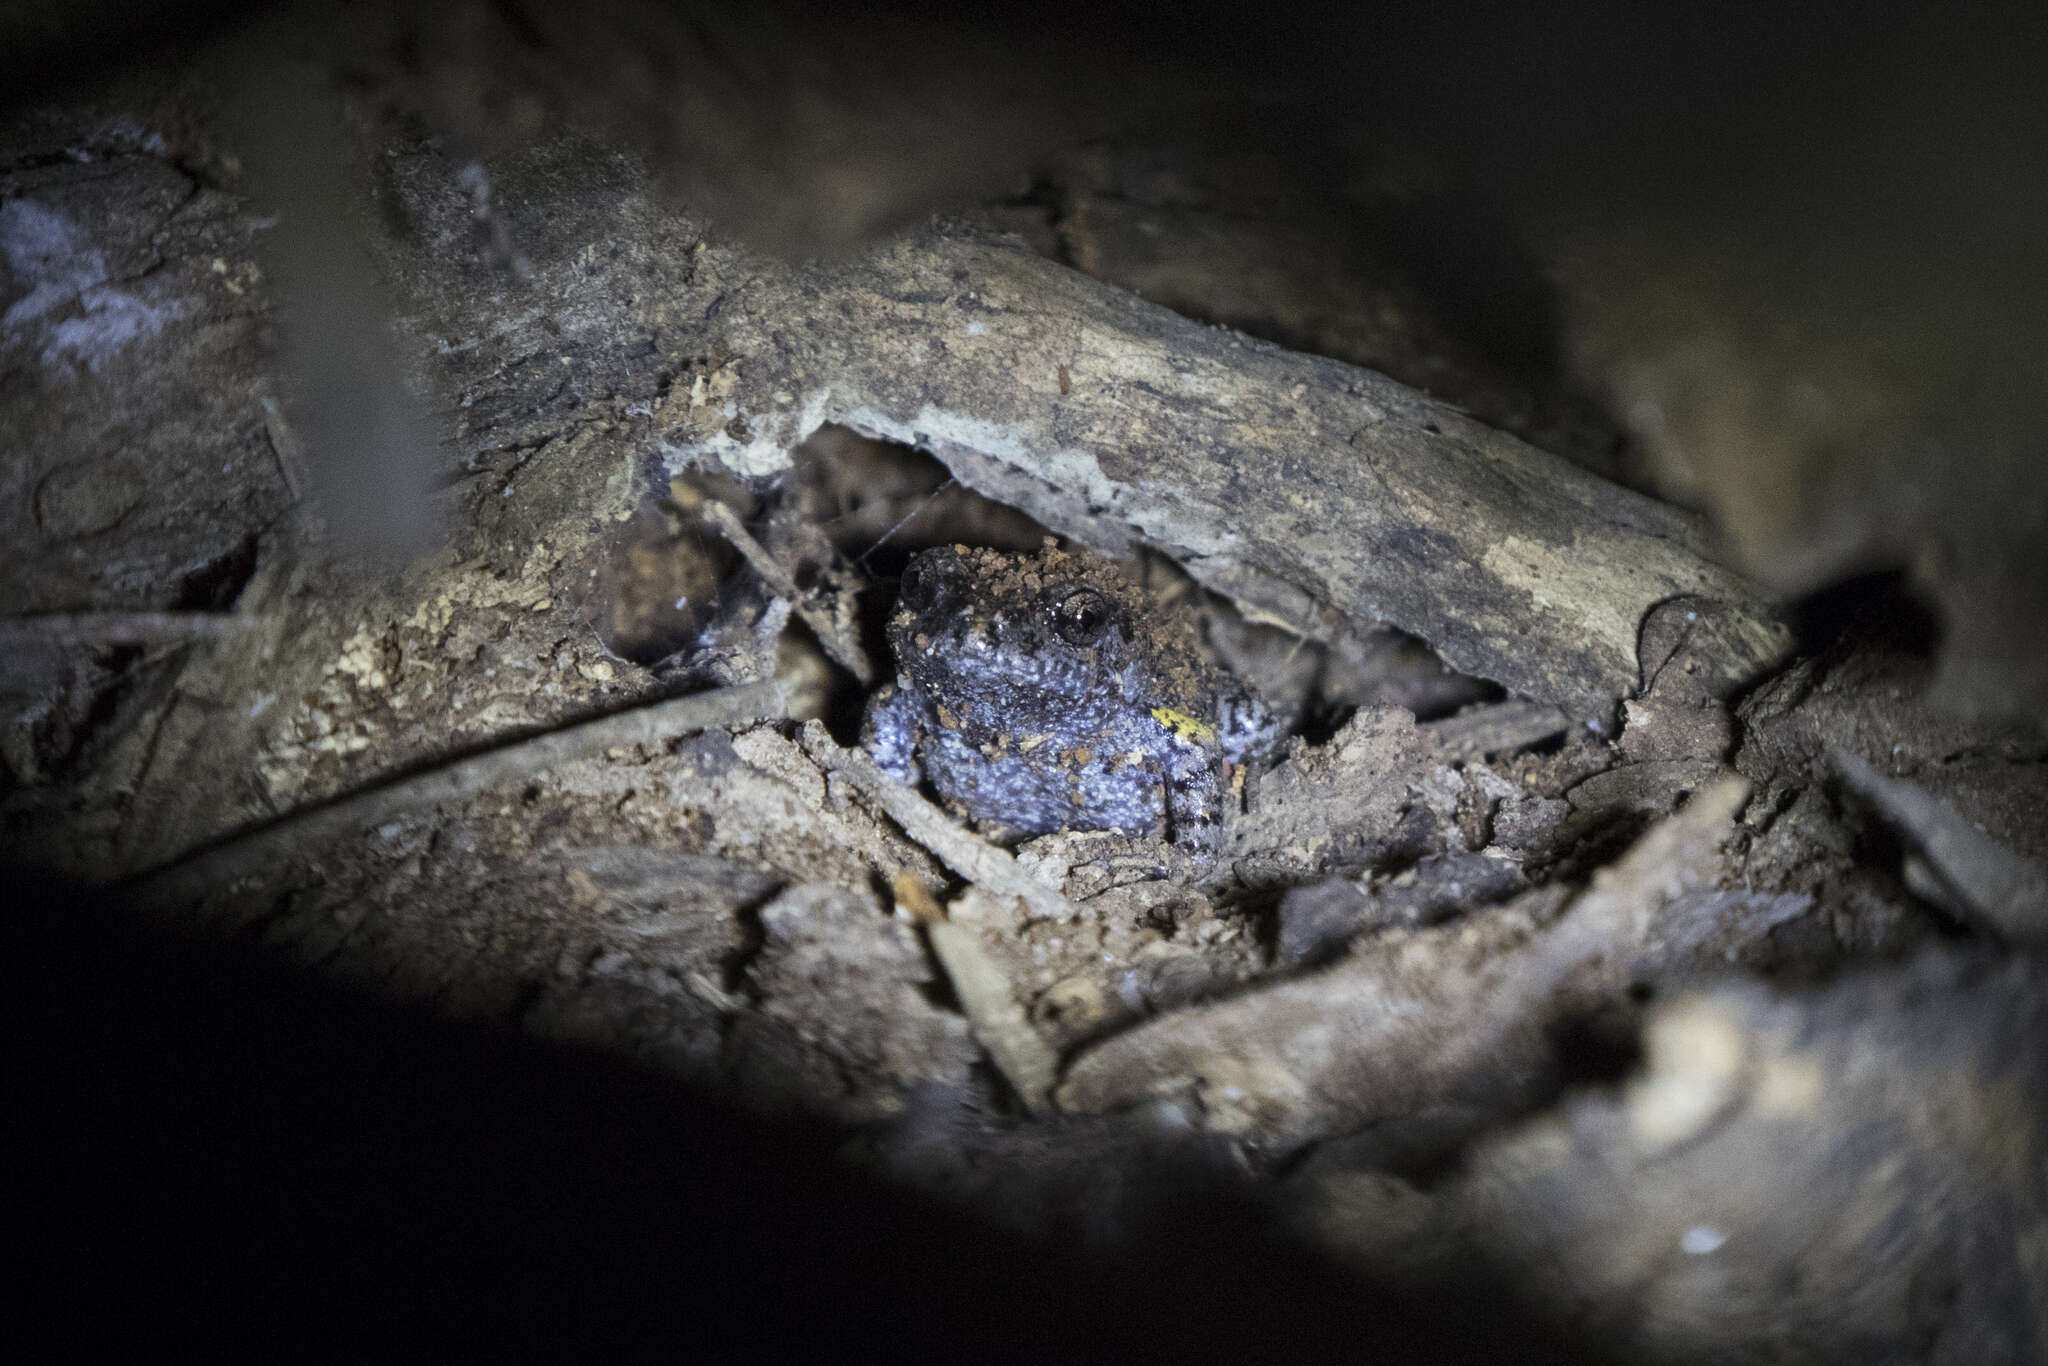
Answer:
[897,875,1059,1115]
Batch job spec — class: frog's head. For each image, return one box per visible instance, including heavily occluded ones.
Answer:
[887,543,1155,709]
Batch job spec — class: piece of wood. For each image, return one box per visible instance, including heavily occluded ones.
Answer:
[667,223,1789,719]
[0,612,251,647]
[699,499,875,684]
[1835,750,2048,946]
[119,678,792,907]
[1054,777,1750,1140]
[797,723,1080,925]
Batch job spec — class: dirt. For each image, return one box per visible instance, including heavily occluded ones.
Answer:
[5,72,2047,1364]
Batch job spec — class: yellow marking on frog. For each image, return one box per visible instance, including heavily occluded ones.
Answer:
[1149,707,1216,746]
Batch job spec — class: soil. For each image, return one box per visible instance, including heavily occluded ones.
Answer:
[5,56,2047,1363]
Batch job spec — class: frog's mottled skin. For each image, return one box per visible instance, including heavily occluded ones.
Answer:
[862,542,1279,842]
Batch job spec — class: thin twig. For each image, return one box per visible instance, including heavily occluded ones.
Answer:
[0,612,252,648]
[853,476,953,569]
[700,499,874,684]
[120,677,790,906]
[260,394,305,504]
[797,722,1079,924]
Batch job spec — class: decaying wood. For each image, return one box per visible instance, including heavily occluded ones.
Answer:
[1835,750,2048,945]
[667,223,1789,718]
[0,612,253,648]
[1054,777,1750,1142]
[698,499,874,685]
[121,678,791,907]
[1420,700,1573,756]
[797,723,1080,924]
[895,877,1059,1115]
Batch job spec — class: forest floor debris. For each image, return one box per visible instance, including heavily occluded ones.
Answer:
[3,93,2044,1361]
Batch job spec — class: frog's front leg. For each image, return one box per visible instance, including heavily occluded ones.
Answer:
[1162,742,1225,849]
[860,682,925,786]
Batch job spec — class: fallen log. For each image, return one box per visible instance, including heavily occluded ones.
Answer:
[664,222,1789,719]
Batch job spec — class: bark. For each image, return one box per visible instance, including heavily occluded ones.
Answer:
[665,222,1788,718]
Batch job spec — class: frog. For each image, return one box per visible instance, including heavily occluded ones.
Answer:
[861,540,1282,844]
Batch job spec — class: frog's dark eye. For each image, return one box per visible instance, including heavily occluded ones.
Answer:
[1051,588,1115,645]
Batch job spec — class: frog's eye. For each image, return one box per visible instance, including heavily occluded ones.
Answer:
[1051,588,1115,645]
